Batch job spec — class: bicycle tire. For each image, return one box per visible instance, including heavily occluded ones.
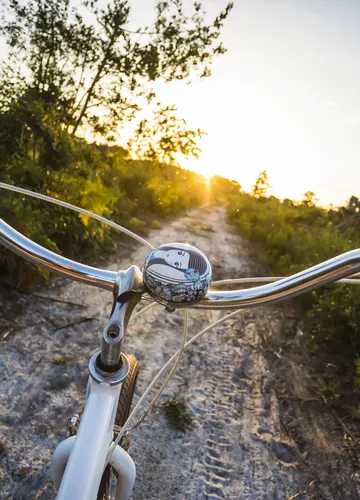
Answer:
[97,354,139,500]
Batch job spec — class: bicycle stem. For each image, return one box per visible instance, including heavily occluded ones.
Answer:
[97,266,144,374]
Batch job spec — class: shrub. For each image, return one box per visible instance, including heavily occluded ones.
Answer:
[151,219,161,229]
[227,193,360,350]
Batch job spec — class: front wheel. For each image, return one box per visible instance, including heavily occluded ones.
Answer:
[97,354,139,500]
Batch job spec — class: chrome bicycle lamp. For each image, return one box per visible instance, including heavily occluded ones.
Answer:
[143,242,212,308]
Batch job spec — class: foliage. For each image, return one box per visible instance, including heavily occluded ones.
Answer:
[151,219,161,230]
[228,192,360,351]
[354,358,360,390]
[302,190,318,208]
[0,0,233,162]
[322,377,340,398]
[0,0,235,287]
[252,169,271,198]
[128,105,205,165]
[0,139,240,286]
[161,398,193,432]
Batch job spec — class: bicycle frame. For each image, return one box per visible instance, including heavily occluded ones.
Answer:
[52,374,136,500]
[1,184,360,500]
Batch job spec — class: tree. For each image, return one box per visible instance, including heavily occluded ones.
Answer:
[252,170,271,198]
[302,191,318,207]
[347,196,360,214]
[0,0,233,165]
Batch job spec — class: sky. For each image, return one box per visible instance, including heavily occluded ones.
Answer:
[2,0,360,207]
[129,0,360,207]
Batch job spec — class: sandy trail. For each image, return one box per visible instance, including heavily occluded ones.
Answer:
[0,206,359,499]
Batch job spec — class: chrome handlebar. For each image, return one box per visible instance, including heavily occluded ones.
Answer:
[0,219,117,291]
[1,218,360,310]
[199,250,360,309]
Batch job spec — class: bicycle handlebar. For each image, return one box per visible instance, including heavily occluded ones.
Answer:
[198,249,360,309]
[1,218,360,309]
[0,219,117,291]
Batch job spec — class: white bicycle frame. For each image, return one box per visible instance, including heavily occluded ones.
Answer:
[52,376,136,500]
[1,184,360,500]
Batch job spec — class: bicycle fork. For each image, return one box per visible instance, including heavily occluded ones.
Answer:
[52,377,136,500]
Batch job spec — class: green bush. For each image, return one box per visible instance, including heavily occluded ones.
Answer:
[151,219,161,229]
[0,137,240,288]
[127,217,145,233]
[228,193,360,350]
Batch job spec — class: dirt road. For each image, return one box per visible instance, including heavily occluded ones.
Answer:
[0,206,359,499]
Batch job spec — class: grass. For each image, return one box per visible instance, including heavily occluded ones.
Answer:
[52,355,69,365]
[151,219,161,229]
[0,438,7,454]
[162,398,193,432]
[321,379,340,398]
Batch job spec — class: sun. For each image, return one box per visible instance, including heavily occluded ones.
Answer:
[203,171,214,181]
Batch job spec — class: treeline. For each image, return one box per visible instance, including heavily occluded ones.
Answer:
[0,135,240,287]
[228,192,360,356]
[0,0,235,287]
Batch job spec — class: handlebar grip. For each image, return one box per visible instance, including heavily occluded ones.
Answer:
[0,219,117,291]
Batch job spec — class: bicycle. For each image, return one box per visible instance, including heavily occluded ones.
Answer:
[1,181,360,500]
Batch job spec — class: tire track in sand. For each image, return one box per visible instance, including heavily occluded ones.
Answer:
[1,206,358,499]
